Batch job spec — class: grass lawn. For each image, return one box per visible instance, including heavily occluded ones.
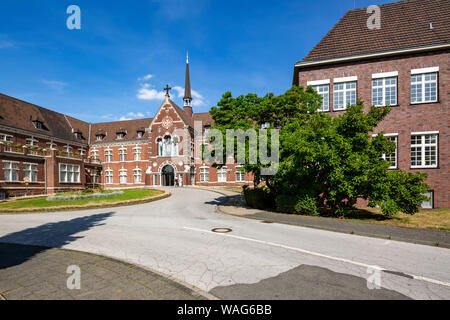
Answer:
[325,208,450,231]
[0,189,164,212]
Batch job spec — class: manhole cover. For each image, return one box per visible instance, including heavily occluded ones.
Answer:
[212,228,232,233]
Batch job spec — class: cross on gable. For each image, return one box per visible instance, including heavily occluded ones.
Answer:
[164,84,172,97]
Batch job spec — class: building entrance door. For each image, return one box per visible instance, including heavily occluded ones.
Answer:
[162,165,175,186]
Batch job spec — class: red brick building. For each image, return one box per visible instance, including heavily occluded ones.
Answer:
[293,0,449,208]
[0,56,252,199]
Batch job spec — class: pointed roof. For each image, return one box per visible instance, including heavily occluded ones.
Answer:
[184,53,192,100]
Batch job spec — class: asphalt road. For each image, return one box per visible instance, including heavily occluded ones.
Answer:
[0,188,449,300]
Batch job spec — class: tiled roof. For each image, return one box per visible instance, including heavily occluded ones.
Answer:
[90,118,153,144]
[300,0,450,64]
[0,92,213,146]
[0,93,88,144]
[193,112,214,127]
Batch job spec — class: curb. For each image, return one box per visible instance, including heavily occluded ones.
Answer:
[0,190,171,215]
[0,242,217,301]
[198,187,450,249]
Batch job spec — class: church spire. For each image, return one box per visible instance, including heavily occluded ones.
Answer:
[184,52,192,103]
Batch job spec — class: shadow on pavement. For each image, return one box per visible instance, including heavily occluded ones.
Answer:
[0,212,114,271]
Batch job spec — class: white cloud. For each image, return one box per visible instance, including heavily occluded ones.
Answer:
[172,86,206,107]
[137,83,165,101]
[138,74,154,81]
[127,112,145,118]
[42,80,68,92]
[119,116,131,121]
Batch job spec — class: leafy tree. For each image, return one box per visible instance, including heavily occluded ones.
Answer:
[208,86,429,216]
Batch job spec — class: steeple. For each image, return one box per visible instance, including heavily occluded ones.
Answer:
[183,52,193,117]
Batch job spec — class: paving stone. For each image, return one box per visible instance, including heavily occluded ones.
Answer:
[0,243,206,300]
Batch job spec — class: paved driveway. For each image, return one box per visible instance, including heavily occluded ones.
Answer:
[0,188,449,299]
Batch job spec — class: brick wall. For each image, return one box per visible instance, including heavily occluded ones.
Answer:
[296,50,449,208]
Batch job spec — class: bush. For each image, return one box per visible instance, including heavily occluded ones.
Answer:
[243,187,275,210]
[47,191,124,202]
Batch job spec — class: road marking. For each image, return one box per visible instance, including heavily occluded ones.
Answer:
[184,226,450,288]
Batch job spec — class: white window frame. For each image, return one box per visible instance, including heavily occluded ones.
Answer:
[217,167,227,183]
[236,166,245,182]
[119,169,127,184]
[117,133,125,140]
[411,132,438,168]
[382,134,398,169]
[59,164,80,183]
[133,147,142,161]
[24,163,38,182]
[119,148,127,162]
[421,191,434,209]
[312,84,330,112]
[411,71,438,104]
[64,146,72,158]
[26,138,39,155]
[372,77,397,107]
[105,170,113,184]
[3,161,19,182]
[91,150,99,160]
[134,169,142,183]
[333,81,357,111]
[105,149,113,163]
[199,167,209,182]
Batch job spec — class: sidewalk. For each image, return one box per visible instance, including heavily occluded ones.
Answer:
[0,243,209,300]
[196,186,450,249]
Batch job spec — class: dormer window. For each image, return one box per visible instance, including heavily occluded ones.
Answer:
[31,117,47,130]
[117,133,125,140]
[76,133,82,139]
[137,131,144,138]
[96,135,103,141]
[35,121,43,129]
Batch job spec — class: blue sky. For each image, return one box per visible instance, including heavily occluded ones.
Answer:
[0,0,394,123]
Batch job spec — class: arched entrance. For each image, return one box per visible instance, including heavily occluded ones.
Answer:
[162,165,175,186]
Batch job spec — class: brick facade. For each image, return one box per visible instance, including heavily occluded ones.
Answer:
[296,50,448,208]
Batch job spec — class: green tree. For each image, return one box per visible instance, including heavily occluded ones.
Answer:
[209,86,429,216]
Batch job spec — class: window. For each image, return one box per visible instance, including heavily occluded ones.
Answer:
[421,191,434,209]
[3,161,19,182]
[59,164,80,183]
[134,169,142,183]
[411,133,438,168]
[199,167,209,182]
[91,150,99,161]
[64,146,72,158]
[334,81,356,110]
[119,170,127,184]
[79,149,86,156]
[312,85,330,111]
[157,138,163,156]
[26,138,39,155]
[96,135,103,141]
[91,169,98,184]
[24,164,38,182]
[106,170,113,184]
[119,148,127,162]
[137,131,144,138]
[117,133,125,140]
[236,166,245,182]
[217,167,227,182]
[372,77,397,106]
[134,148,142,161]
[411,72,438,104]
[382,136,398,169]
[261,122,271,129]
[105,150,112,163]
[35,121,43,129]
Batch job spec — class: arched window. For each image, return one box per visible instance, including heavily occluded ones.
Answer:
[164,135,172,157]
[172,137,179,156]
[157,138,163,156]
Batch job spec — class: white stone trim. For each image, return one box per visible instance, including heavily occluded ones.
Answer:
[411,67,439,75]
[307,79,330,86]
[333,76,357,83]
[372,71,398,79]
[411,131,439,135]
